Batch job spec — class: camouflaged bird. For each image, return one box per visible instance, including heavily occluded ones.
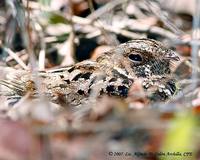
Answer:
[0,39,180,106]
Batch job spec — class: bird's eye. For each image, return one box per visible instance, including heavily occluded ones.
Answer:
[128,54,143,62]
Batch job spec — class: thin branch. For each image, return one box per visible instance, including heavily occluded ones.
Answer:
[38,49,45,70]
[87,0,119,45]
[4,47,29,70]
[35,23,46,71]
[72,16,145,39]
[61,0,76,66]
[191,0,200,88]
[145,0,185,36]
[25,0,37,70]
[23,0,177,40]
[87,0,126,21]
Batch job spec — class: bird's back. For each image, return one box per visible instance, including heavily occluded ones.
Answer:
[0,39,180,106]
[0,59,133,106]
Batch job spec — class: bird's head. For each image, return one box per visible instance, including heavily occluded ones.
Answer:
[97,39,180,78]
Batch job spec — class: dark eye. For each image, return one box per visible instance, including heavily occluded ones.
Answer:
[128,54,143,62]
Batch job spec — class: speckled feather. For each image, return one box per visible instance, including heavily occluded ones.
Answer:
[0,39,180,106]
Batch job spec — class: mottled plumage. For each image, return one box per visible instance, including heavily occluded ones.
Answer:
[0,39,180,106]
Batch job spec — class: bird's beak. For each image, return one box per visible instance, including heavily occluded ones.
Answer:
[164,51,180,61]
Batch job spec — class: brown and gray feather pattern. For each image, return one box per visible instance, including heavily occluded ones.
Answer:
[0,39,180,106]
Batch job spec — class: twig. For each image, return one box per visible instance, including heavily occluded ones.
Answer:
[4,47,29,70]
[127,19,178,39]
[26,0,37,70]
[38,50,45,70]
[145,0,185,36]
[72,16,145,39]
[60,33,75,66]
[61,0,76,66]
[88,1,119,45]
[35,23,46,71]
[87,0,126,21]
[23,1,178,41]
[191,0,200,88]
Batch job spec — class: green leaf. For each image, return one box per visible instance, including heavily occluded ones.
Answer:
[43,12,69,24]
[160,112,196,160]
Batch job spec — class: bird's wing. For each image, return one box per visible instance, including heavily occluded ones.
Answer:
[0,60,101,106]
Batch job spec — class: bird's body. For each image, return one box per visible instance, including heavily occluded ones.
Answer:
[0,39,180,106]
